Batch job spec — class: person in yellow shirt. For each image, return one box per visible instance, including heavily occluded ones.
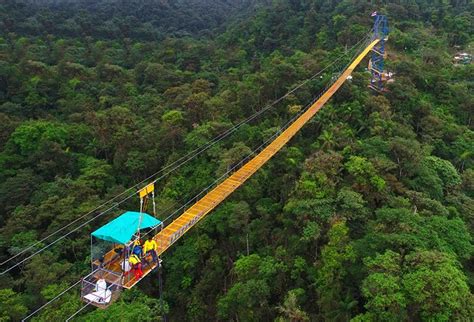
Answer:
[143,236,158,264]
[128,254,143,279]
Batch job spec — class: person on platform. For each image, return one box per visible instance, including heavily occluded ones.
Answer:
[128,253,143,279]
[132,237,143,258]
[143,236,158,265]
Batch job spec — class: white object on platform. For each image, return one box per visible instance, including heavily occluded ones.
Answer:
[84,279,111,304]
[121,260,131,272]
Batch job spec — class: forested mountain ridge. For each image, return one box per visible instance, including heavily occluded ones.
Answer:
[0,0,473,321]
[1,0,261,40]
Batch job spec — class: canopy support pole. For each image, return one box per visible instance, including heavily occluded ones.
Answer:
[90,235,93,271]
[137,197,144,239]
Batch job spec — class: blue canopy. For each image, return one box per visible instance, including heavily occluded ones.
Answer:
[91,211,161,244]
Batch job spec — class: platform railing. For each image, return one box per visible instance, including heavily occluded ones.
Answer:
[81,268,122,308]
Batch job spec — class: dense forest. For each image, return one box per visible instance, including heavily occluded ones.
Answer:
[0,0,473,320]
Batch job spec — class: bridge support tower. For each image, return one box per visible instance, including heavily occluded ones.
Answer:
[369,14,389,92]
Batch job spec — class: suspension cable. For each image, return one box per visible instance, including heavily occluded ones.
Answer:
[21,280,82,321]
[65,302,91,322]
[155,35,372,227]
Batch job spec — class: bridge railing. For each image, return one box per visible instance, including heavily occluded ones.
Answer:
[152,38,374,245]
[154,78,341,244]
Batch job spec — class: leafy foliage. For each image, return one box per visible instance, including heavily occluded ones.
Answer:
[0,0,472,320]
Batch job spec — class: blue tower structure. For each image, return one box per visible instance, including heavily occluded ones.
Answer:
[369,13,389,92]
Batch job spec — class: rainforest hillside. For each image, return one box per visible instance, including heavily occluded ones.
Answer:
[0,0,473,321]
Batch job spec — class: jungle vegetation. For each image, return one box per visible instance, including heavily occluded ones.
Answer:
[0,0,473,320]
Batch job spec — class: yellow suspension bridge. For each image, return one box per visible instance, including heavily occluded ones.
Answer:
[115,38,381,289]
